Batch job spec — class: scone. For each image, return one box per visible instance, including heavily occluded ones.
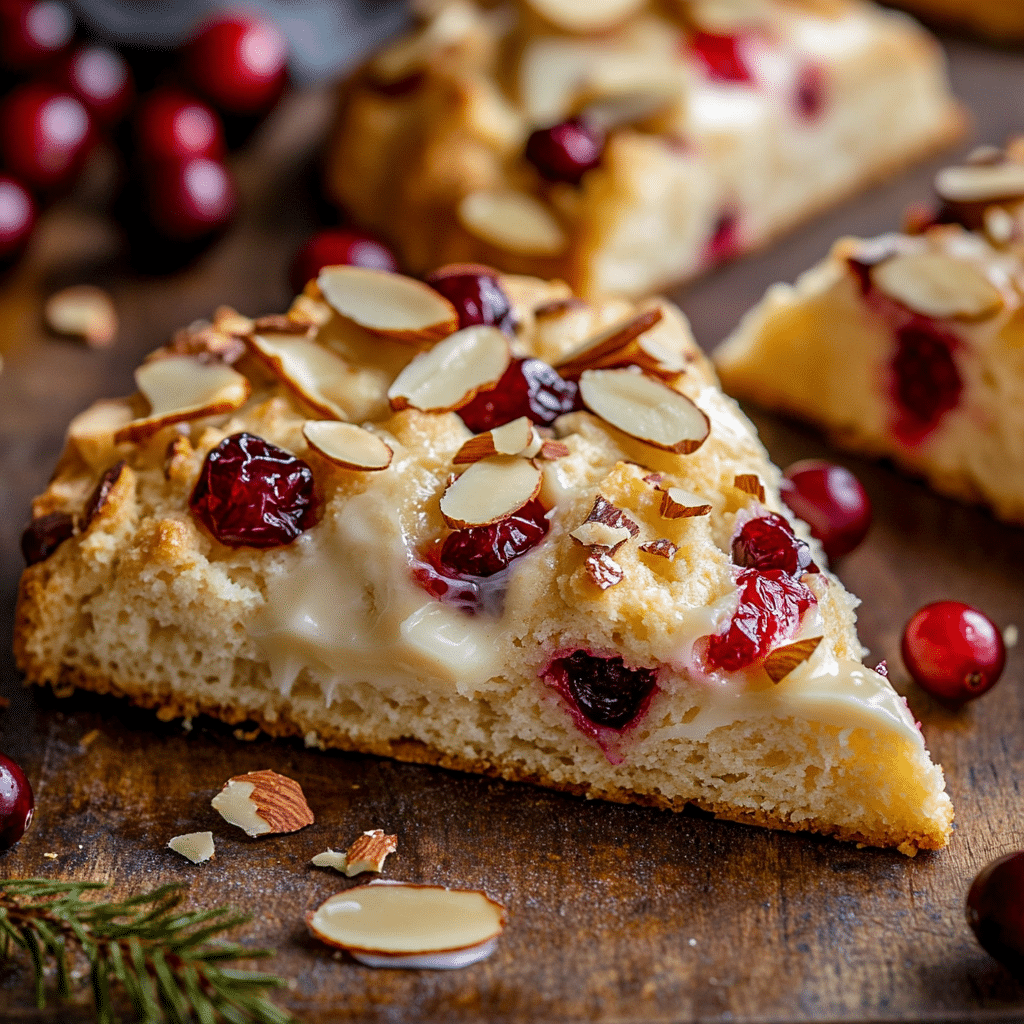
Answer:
[325,0,963,298]
[886,0,1024,42]
[715,140,1024,524]
[16,263,953,854]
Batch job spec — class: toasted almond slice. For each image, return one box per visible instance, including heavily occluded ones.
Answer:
[763,636,823,683]
[733,474,765,503]
[388,325,510,413]
[984,205,1017,246]
[68,398,135,466]
[458,191,567,256]
[570,494,639,553]
[935,162,1024,204]
[539,439,570,459]
[213,306,254,335]
[318,266,458,343]
[640,538,678,560]
[341,830,399,876]
[114,356,251,444]
[660,487,712,519]
[453,416,536,464]
[870,252,1004,321]
[307,882,506,969]
[303,421,393,471]
[579,368,710,454]
[524,0,645,34]
[247,332,354,420]
[585,549,624,589]
[168,831,215,864]
[82,461,128,528]
[44,285,118,348]
[211,769,314,837]
[440,456,542,528]
[555,308,664,379]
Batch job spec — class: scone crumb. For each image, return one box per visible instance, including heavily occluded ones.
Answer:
[168,831,216,864]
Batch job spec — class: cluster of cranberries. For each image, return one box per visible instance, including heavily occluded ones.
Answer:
[0,0,288,273]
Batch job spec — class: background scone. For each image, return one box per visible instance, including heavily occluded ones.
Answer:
[885,0,1024,42]
[325,0,963,297]
[17,264,952,854]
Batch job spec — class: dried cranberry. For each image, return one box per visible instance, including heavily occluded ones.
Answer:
[548,650,657,730]
[190,432,317,548]
[967,850,1024,978]
[794,64,825,121]
[525,118,604,185]
[781,460,871,561]
[732,512,812,575]
[438,498,549,577]
[705,568,816,672]
[458,358,577,432]
[890,322,962,445]
[290,228,397,292]
[426,265,514,333]
[21,510,75,565]
[690,31,752,84]
[707,210,740,264]
[0,753,34,850]
[411,550,481,610]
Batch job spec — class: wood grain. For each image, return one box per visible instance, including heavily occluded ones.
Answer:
[0,38,1023,1024]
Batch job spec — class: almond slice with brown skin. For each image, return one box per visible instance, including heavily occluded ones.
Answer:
[640,538,678,560]
[763,636,824,683]
[115,356,251,444]
[458,191,567,255]
[247,332,355,420]
[579,368,710,454]
[570,495,639,553]
[870,252,1004,321]
[69,398,135,466]
[311,830,398,877]
[585,549,625,589]
[440,456,542,528]
[660,487,712,519]
[524,0,645,34]
[211,769,314,837]
[303,421,394,471]
[555,308,664,380]
[453,416,537,465]
[934,162,1024,204]
[733,474,765,503]
[307,882,506,969]
[318,265,458,343]
[388,325,510,413]
[539,439,570,460]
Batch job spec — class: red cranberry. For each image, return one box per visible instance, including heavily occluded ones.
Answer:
[901,601,1005,703]
[967,850,1024,978]
[290,228,398,293]
[145,156,237,242]
[184,13,288,117]
[547,650,657,730]
[525,118,604,185]
[437,498,549,578]
[794,64,825,120]
[707,210,741,264]
[781,460,871,561]
[732,512,812,576]
[890,322,962,445]
[190,432,318,548]
[134,88,226,164]
[0,0,73,73]
[0,753,33,850]
[458,358,577,432]
[20,510,74,565]
[0,174,36,267]
[705,568,816,672]
[412,551,481,610]
[61,44,134,127]
[426,264,513,333]
[0,83,94,194]
[690,31,753,84]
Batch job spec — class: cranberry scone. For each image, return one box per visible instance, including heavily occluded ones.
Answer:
[715,141,1024,524]
[16,264,952,853]
[324,0,962,297]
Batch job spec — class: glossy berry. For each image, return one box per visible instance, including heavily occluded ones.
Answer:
[705,568,816,672]
[891,322,962,445]
[732,512,812,576]
[145,156,237,242]
[190,432,318,548]
[901,601,1005,703]
[525,118,604,185]
[426,264,513,333]
[134,88,226,164]
[290,228,397,293]
[967,850,1024,978]
[438,498,549,578]
[690,31,752,84]
[548,650,657,730]
[0,0,73,73]
[20,510,74,565]
[458,358,577,433]
[0,175,36,268]
[0,83,93,194]
[61,44,134,127]
[781,460,871,561]
[411,552,481,610]
[707,210,740,264]
[0,753,33,850]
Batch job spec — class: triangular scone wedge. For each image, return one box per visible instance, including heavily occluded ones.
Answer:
[714,139,1024,526]
[16,266,952,855]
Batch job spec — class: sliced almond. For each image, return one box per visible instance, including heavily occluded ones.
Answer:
[639,538,678,560]
[763,636,823,683]
[539,439,570,460]
[82,461,128,528]
[458,191,567,256]
[984,205,1017,246]
[870,252,1004,321]
[453,416,537,464]
[388,325,510,413]
[935,162,1024,205]
[570,495,639,553]
[318,266,458,343]
[253,314,312,335]
[68,398,135,466]
[524,0,645,34]
[211,769,314,837]
[733,474,765,503]
[555,308,664,379]
[660,487,712,519]
[247,332,355,420]
[213,306,255,335]
[440,456,542,528]
[312,830,398,877]
[303,421,393,471]
[44,285,118,348]
[579,368,710,455]
[167,831,215,864]
[288,292,335,328]
[307,882,506,969]
[115,356,251,444]
[585,550,624,589]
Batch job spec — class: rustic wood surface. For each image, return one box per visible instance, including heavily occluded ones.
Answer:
[1,35,1023,1024]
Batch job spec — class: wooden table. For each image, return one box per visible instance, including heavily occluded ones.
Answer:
[1,36,1023,1024]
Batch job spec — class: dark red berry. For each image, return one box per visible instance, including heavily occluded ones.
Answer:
[0,753,33,850]
[21,510,74,565]
[525,118,604,185]
[707,210,740,264]
[794,64,825,120]
[61,44,134,127]
[411,551,481,611]
[781,460,871,561]
[705,568,816,672]
[732,512,811,576]
[0,175,36,267]
[690,31,752,84]
[426,264,513,333]
[184,13,288,117]
[145,156,237,242]
[0,0,73,73]
[890,322,962,445]
[0,83,94,194]
[134,88,226,164]
[901,601,1005,703]
[190,432,318,548]
[437,498,549,578]
[967,850,1024,978]
[290,228,397,293]
[546,650,657,730]
[458,358,577,432]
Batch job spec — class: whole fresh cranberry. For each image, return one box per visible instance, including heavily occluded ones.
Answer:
[190,432,318,548]
[967,850,1024,978]
[458,358,577,432]
[0,753,34,850]
[525,118,605,185]
[0,175,36,269]
[426,264,513,333]
[690,31,752,84]
[901,601,1005,703]
[0,83,94,194]
[290,228,398,293]
[61,43,134,128]
[133,88,226,164]
[546,650,657,730]
[781,460,871,561]
[890,322,962,446]
[145,156,237,243]
[0,0,73,73]
[732,512,812,576]
[438,498,549,578]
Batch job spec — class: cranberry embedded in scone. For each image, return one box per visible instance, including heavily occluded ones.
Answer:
[458,359,578,432]
[544,650,658,730]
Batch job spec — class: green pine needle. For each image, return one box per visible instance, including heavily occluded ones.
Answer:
[0,878,296,1024]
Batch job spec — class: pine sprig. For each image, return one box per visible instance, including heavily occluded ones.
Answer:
[0,878,296,1024]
